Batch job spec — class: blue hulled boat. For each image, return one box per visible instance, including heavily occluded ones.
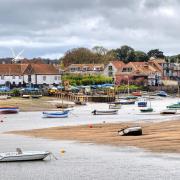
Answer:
[42,110,70,118]
[0,106,19,114]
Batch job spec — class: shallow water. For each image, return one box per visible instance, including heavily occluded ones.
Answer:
[0,97,180,132]
[0,135,180,180]
[0,97,180,179]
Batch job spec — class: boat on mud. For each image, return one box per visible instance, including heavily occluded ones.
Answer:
[118,126,142,136]
[0,106,19,114]
[0,148,50,162]
[92,110,118,115]
[167,102,180,110]
[140,107,153,113]
[42,110,70,118]
[160,109,177,115]
[137,98,147,107]
[74,100,87,105]
[109,104,121,109]
[156,91,168,97]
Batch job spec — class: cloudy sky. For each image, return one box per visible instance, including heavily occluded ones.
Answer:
[0,0,180,59]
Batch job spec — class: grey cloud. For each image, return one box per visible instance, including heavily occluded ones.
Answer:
[0,0,180,58]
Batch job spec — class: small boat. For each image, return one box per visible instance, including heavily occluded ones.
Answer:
[22,95,31,98]
[74,100,87,105]
[156,91,168,97]
[140,107,153,113]
[118,99,136,105]
[92,109,118,115]
[118,126,142,136]
[132,91,142,97]
[31,95,42,99]
[0,106,19,114]
[160,109,177,115]
[167,102,180,110]
[42,110,70,118]
[56,103,74,109]
[0,95,10,100]
[125,96,138,100]
[109,104,121,109]
[0,148,50,162]
[137,98,147,107]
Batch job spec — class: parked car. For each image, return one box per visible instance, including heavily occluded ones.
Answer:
[0,86,10,92]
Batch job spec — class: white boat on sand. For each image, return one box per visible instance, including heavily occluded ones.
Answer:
[0,148,51,162]
[92,110,118,115]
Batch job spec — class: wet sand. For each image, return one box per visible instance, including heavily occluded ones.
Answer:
[0,97,61,111]
[9,119,180,153]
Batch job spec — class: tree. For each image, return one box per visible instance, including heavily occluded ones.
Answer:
[62,48,101,67]
[92,46,108,56]
[112,45,135,63]
[134,51,148,62]
[147,49,165,59]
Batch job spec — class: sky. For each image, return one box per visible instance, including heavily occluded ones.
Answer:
[0,0,180,59]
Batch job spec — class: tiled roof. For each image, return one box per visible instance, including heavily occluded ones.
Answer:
[68,64,104,68]
[0,63,59,75]
[0,64,28,75]
[110,61,125,70]
[30,64,59,75]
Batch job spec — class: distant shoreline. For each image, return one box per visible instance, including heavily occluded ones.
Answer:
[8,120,180,153]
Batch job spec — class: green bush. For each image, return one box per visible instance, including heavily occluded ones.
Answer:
[62,74,113,86]
[11,88,20,96]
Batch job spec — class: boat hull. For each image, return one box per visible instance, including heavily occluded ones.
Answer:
[118,127,142,136]
[160,110,177,114]
[0,151,50,162]
[0,107,19,114]
[138,102,147,107]
[42,110,69,118]
[92,110,118,115]
[140,108,153,113]
[109,104,121,109]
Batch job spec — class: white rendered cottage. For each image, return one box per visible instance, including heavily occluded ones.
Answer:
[0,63,61,87]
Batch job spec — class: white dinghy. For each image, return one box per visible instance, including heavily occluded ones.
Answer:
[0,148,51,162]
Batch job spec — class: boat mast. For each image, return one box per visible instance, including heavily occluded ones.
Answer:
[127,76,129,96]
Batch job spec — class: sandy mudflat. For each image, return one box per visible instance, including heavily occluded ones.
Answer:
[0,97,61,111]
[9,119,180,153]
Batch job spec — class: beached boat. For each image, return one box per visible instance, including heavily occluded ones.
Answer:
[167,102,180,110]
[140,107,153,113]
[132,91,142,97]
[22,95,31,98]
[74,100,87,105]
[109,104,121,109]
[56,103,74,109]
[118,126,142,136]
[0,106,19,114]
[0,95,11,100]
[137,98,147,107]
[31,95,42,99]
[118,99,136,105]
[156,91,168,97]
[0,148,50,162]
[42,110,70,118]
[160,109,177,115]
[92,110,118,115]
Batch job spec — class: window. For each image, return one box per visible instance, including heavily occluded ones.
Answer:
[108,66,113,71]
[19,76,22,79]
[108,72,113,77]
[12,75,15,79]
[1,75,4,80]
[43,76,46,81]
[54,76,58,80]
